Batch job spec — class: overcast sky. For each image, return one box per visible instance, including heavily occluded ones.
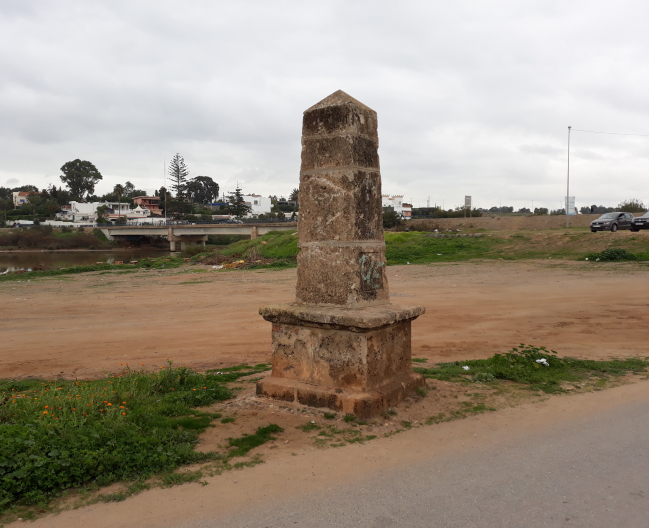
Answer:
[1,0,648,210]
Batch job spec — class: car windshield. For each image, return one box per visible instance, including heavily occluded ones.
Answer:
[598,213,618,219]
[641,212,649,218]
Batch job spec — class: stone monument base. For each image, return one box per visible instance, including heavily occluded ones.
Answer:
[256,303,426,418]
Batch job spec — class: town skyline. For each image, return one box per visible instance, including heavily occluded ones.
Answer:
[1,2,648,211]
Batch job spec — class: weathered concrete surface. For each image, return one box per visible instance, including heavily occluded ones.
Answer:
[296,90,388,308]
[258,90,425,416]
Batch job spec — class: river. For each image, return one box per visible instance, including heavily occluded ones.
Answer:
[0,249,172,273]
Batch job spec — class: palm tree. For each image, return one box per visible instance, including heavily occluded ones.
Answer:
[113,184,125,222]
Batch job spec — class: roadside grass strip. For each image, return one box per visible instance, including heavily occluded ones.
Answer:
[0,256,186,282]
[413,344,649,393]
[0,362,271,512]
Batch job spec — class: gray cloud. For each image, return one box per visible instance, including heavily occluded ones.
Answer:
[1,0,648,209]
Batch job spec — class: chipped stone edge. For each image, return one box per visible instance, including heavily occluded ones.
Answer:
[259,303,425,331]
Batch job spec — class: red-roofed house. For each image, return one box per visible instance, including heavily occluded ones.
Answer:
[12,192,41,207]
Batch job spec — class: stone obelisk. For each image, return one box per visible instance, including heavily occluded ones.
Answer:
[257,90,425,418]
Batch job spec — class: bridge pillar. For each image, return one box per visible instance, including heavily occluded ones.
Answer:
[250,226,258,239]
[170,240,177,251]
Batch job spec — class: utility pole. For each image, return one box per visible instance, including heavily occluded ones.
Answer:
[163,157,167,225]
[566,126,571,228]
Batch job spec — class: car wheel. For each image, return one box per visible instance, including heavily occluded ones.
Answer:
[591,229,597,233]
[611,224,618,232]
[631,227,639,232]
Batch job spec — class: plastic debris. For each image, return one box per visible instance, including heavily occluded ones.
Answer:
[585,258,589,261]
[462,366,470,371]
[536,358,549,366]
[212,265,224,269]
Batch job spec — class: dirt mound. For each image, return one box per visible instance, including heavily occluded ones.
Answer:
[409,214,611,231]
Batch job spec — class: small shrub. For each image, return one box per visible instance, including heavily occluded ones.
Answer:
[586,248,638,261]
[343,414,356,422]
[220,416,236,424]
[412,358,428,363]
[470,372,495,383]
[415,386,427,397]
[323,413,336,420]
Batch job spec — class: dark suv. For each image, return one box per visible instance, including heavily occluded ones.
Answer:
[630,211,649,231]
[590,212,634,232]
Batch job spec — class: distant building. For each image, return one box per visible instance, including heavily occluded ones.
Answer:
[243,194,272,215]
[12,191,41,207]
[57,201,151,223]
[133,196,162,216]
[382,195,412,219]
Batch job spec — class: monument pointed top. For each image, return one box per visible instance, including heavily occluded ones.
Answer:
[306,90,375,113]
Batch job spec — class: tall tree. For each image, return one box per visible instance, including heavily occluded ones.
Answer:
[168,154,189,198]
[228,185,252,218]
[113,184,125,221]
[60,159,102,200]
[289,188,299,202]
[186,176,219,205]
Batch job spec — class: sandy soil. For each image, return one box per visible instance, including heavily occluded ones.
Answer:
[1,260,648,380]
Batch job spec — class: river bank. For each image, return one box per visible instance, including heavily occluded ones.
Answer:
[0,249,172,272]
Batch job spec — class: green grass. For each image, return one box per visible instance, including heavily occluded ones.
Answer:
[0,257,185,283]
[384,232,499,264]
[0,362,269,512]
[413,344,649,393]
[298,422,321,432]
[226,424,284,457]
[217,230,298,260]
[585,248,648,261]
[184,228,649,271]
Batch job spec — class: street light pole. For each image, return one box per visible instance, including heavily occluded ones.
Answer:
[566,126,571,228]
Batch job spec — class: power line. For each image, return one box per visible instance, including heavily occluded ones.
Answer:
[572,129,649,137]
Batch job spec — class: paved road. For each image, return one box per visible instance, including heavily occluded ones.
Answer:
[186,398,649,528]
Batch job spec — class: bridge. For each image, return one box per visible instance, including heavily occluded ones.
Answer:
[98,223,297,251]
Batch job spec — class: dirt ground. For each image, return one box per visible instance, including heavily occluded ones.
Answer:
[407,212,641,231]
[1,259,648,380]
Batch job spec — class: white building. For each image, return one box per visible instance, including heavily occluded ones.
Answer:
[243,194,272,215]
[382,195,412,219]
[57,201,151,223]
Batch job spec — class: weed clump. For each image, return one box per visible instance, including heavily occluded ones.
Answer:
[413,344,649,393]
[586,248,639,261]
[226,424,284,457]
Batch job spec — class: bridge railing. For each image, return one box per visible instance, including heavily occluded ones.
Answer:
[97,218,297,227]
